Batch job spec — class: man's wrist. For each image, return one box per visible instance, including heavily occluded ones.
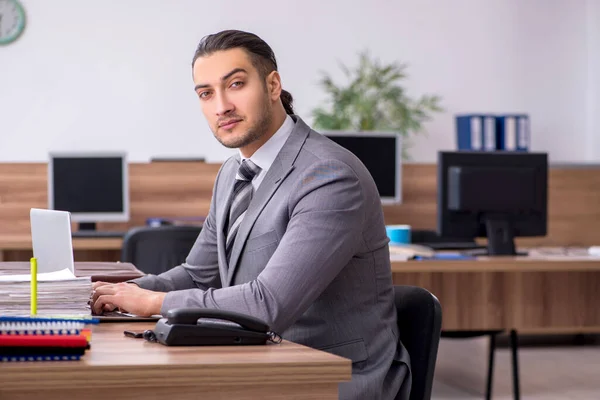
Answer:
[153,292,167,315]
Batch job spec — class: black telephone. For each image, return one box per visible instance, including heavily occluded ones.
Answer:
[147,308,281,346]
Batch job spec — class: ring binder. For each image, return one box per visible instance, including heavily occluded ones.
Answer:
[456,114,530,151]
[0,317,93,362]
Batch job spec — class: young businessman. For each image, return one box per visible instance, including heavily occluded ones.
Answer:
[91,30,410,400]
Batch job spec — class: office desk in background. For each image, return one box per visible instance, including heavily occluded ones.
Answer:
[392,250,600,334]
[0,322,351,400]
[0,234,123,262]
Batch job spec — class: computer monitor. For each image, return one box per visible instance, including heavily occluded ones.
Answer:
[437,151,548,255]
[48,152,129,232]
[323,132,402,203]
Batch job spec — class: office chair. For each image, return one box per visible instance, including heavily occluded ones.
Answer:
[121,225,202,275]
[394,285,442,400]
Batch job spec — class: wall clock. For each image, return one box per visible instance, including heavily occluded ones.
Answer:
[0,0,26,46]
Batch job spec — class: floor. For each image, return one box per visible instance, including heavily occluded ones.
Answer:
[431,336,600,399]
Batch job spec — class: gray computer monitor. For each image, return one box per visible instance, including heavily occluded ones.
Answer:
[322,131,402,204]
[48,152,129,231]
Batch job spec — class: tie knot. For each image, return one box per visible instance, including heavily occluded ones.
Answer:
[237,159,261,182]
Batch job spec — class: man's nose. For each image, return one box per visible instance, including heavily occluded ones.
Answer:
[215,93,234,116]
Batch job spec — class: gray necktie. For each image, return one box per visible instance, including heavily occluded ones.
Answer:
[226,159,261,263]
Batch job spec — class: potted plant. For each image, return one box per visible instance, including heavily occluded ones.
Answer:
[311,50,443,159]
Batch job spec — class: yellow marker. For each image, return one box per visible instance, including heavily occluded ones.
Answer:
[30,257,37,315]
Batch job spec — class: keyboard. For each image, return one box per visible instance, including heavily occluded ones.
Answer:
[97,310,161,322]
[422,242,486,251]
[72,231,126,238]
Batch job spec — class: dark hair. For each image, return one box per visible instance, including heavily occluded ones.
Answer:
[192,30,295,115]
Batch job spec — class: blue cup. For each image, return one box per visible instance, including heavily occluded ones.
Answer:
[386,225,411,245]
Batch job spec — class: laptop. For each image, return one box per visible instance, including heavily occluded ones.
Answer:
[30,208,160,322]
[30,208,75,274]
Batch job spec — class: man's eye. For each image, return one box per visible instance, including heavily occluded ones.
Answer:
[231,81,244,88]
[199,91,210,99]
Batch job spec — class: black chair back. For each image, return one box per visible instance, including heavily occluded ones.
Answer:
[394,285,442,400]
[121,225,202,275]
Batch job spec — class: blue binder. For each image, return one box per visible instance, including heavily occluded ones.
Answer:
[456,114,498,151]
[496,114,530,151]
[456,114,530,151]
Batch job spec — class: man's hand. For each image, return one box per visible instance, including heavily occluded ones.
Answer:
[91,282,166,317]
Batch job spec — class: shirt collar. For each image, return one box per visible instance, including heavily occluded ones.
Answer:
[239,114,295,173]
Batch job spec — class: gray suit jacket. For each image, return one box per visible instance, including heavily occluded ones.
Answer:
[132,115,411,400]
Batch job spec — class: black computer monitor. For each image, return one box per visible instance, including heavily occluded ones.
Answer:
[48,152,129,232]
[437,151,548,255]
[323,132,402,203]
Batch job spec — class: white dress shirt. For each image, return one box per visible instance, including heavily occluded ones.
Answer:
[239,114,295,191]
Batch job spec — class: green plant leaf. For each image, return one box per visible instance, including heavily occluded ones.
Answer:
[312,50,444,158]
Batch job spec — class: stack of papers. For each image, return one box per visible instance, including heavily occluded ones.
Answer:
[0,269,91,317]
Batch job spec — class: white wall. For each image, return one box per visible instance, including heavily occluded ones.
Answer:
[587,0,600,161]
[507,0,589,163]
[0,0,596,163]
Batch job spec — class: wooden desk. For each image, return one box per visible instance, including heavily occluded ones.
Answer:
[392,252,600,334]
[0,234,122,251]
[0,234,122,262]
[0,322,351,400]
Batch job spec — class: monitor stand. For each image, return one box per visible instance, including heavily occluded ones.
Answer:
[484,217,527,256]
[78,222,97,232]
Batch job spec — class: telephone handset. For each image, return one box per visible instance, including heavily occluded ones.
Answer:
[147,308,282,346]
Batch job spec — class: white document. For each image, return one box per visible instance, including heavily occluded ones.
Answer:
[0,268,91,317]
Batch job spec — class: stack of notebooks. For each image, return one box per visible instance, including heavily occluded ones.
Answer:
[0,268,92,317]
[0,316,94,362]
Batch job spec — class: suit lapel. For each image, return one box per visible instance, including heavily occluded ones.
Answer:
[216,157,240,286]
[226,116,311,285]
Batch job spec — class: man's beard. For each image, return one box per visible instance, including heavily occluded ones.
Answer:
[213,96,272,149]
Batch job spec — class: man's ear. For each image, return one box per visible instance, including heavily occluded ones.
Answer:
[266,71,282,101]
